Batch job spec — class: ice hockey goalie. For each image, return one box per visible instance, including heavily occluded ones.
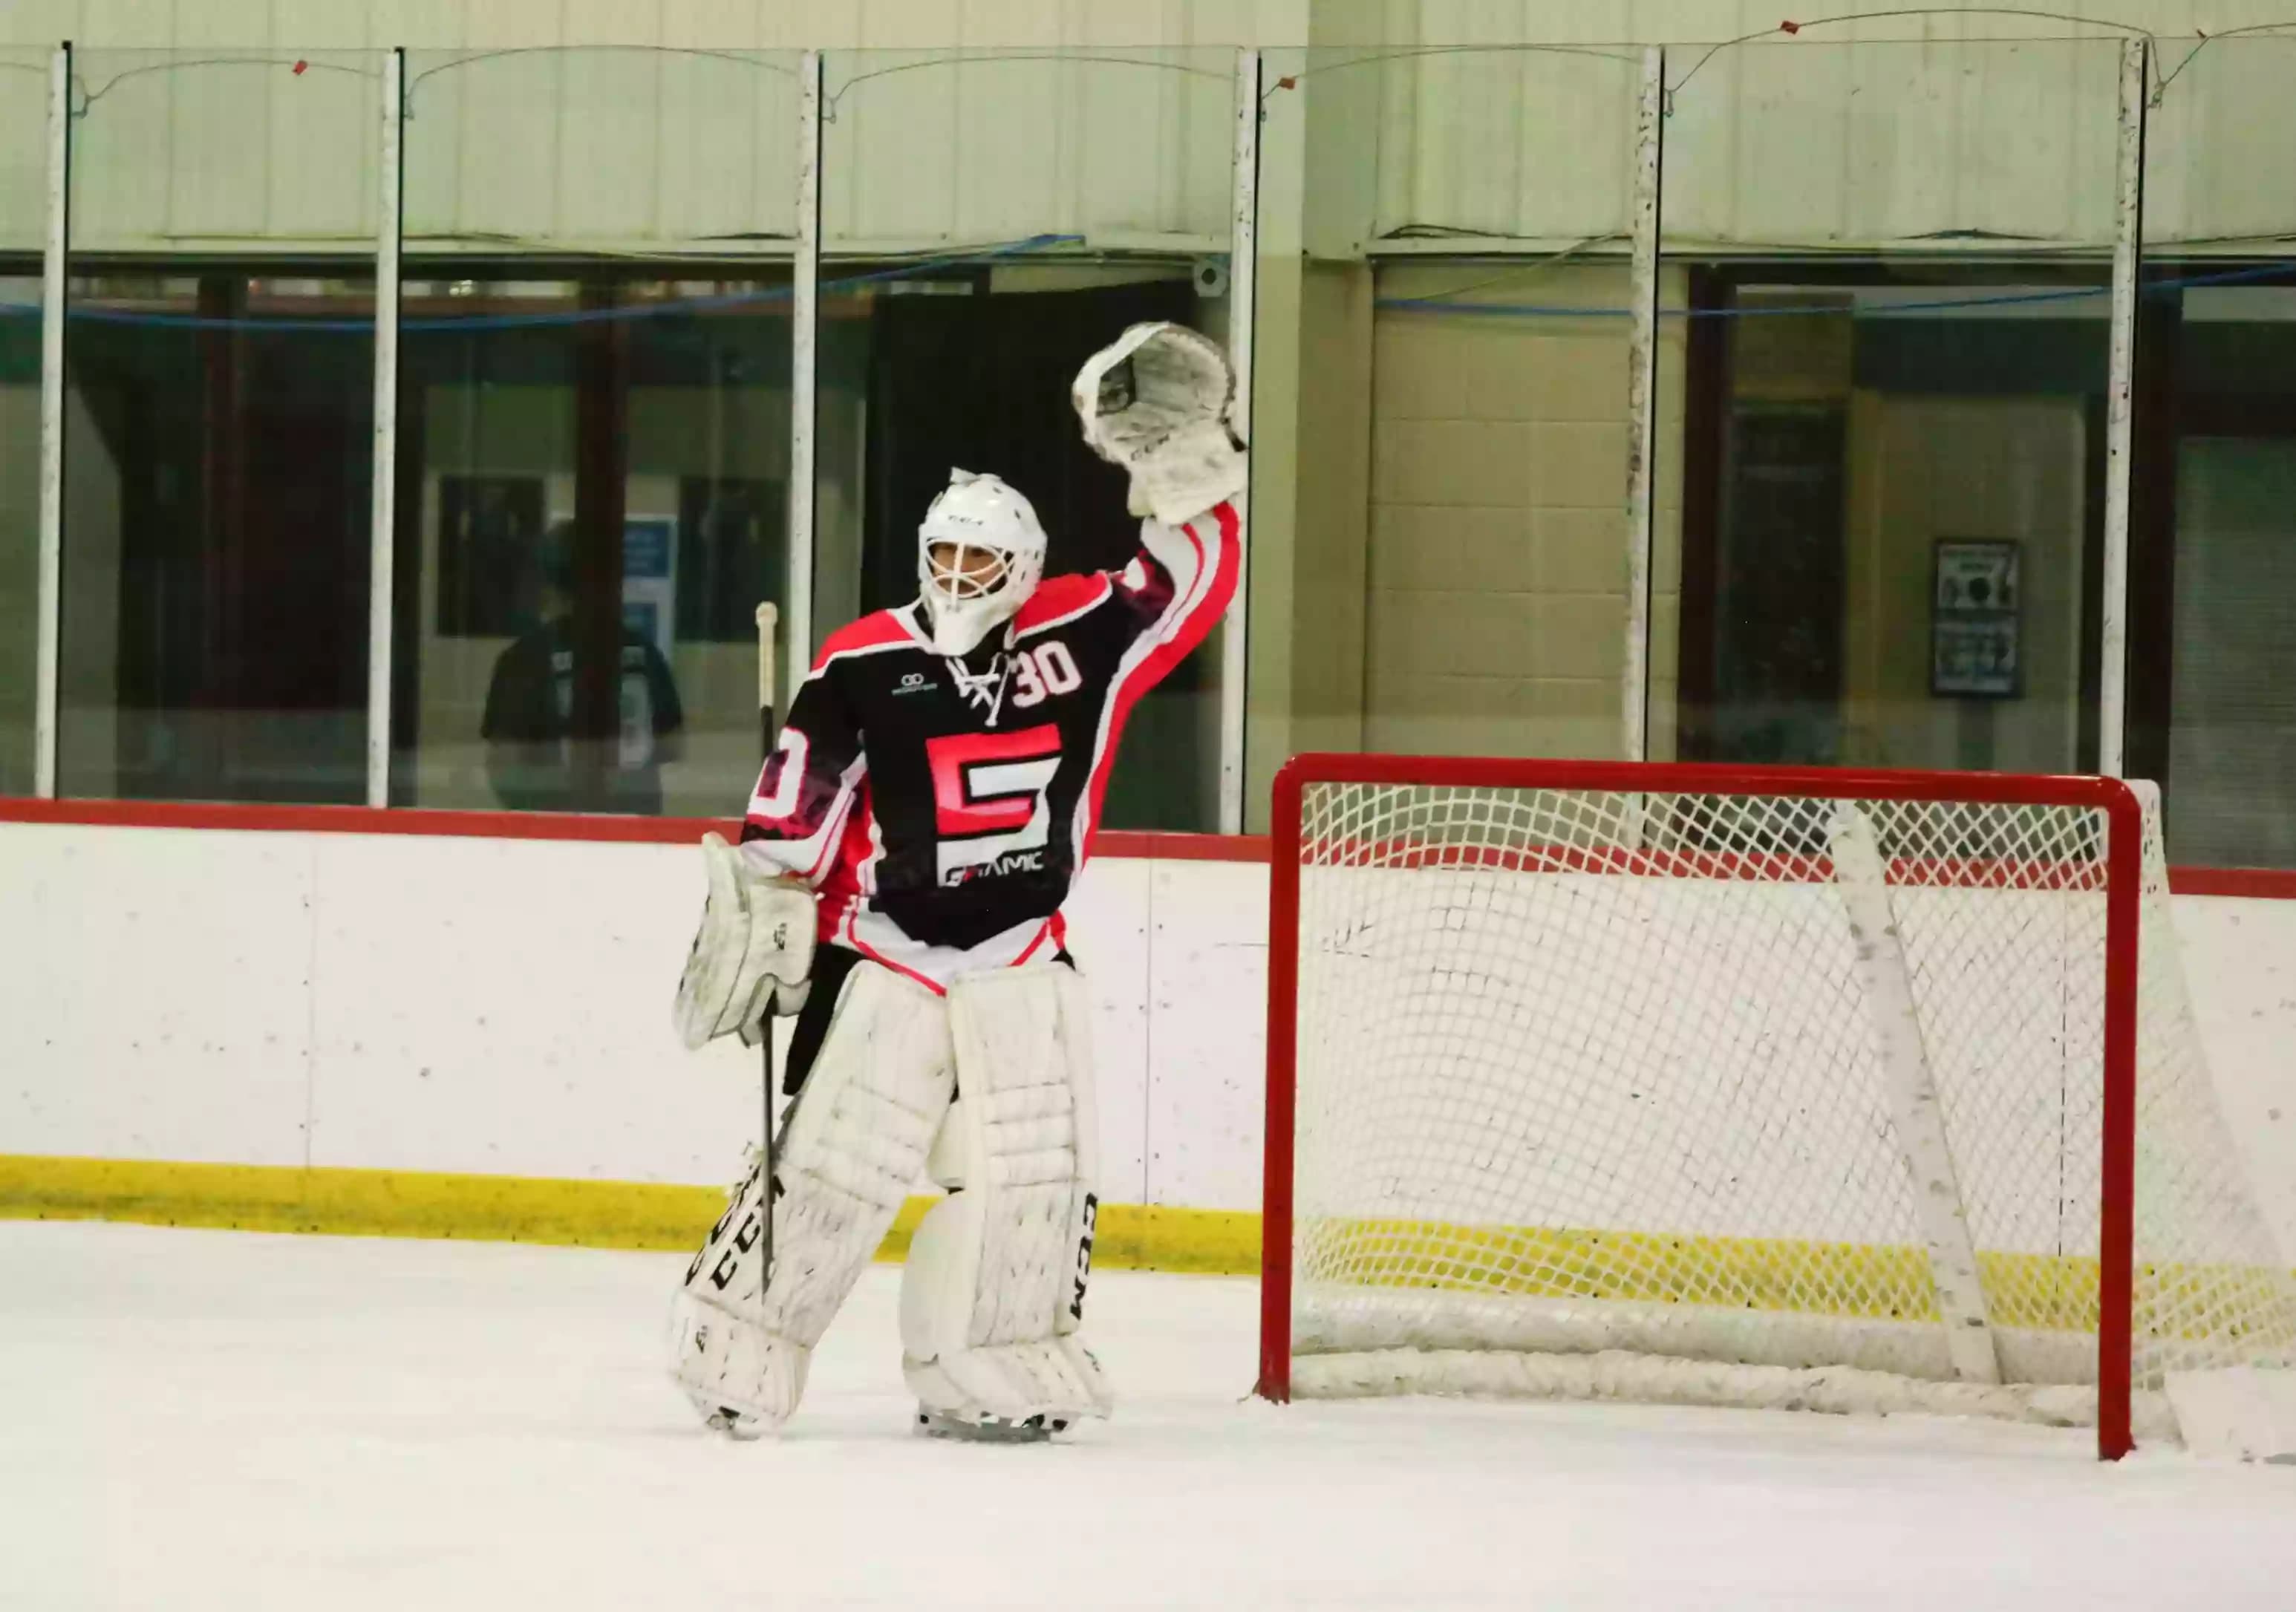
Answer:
[667,322,1245,1442]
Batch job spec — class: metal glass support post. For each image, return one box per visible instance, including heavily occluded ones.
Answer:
[33,43,69,799]
[1621,45,1664,766]
[787,49,824,703]
[365,48,405,808]
[1217,47,1261,835]
[2099,37,2147,780]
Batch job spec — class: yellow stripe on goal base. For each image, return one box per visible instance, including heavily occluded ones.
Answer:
[1296,1217,2295,1339]
[0,1155,1262,1276]
[1317,1215,2102,1331]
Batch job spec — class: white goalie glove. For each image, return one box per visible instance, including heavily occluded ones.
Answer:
[1072,321,1246,526]
[672,832,816,1050]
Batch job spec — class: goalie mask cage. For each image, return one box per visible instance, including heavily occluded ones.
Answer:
[1255,756,2296,1460]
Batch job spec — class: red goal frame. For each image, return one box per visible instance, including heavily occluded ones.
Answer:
[1254,754,2146,1460]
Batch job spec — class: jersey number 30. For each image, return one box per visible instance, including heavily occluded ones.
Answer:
[1009,642,1082,709]
[927,722,1063,886]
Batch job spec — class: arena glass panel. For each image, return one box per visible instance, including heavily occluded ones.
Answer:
[0,47,44,796]
[392,48,798,819]
[1663,37,2124,779]
[820,47,1239,833]
[1246,42,1650,835]
[57,50,381,805]
[2138,37,2296,871]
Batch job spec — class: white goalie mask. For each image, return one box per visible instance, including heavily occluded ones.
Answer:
[917,469,1047,656]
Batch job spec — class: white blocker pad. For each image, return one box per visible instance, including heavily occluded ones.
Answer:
[671,833,816,1050]
[670,962,954,1432]
[899,964,1114,1429]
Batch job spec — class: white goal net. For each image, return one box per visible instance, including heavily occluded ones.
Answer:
[1259,759,2296,1456]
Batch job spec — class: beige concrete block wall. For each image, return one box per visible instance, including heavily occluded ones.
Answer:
[1244,28,1377,832]
[1363,261,1683,762]
[1844,394,2087,774]
[1278,260,1374,755]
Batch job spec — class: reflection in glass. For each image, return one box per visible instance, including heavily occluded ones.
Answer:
[0,50,35,791]
[1663,38,2120,775]
[392,274,791,818]
[58,275,375,802]
[0,272,35,795]
[2151,287,2296,868]
[1683,278,2106,774]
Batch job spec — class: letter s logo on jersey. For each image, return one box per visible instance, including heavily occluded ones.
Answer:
[926,724,1062,887]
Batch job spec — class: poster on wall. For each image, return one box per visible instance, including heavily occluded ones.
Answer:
[1931,539,2023,699]
[620,516,678,662]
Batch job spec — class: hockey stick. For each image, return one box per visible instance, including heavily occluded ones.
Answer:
[753,601,780,1386]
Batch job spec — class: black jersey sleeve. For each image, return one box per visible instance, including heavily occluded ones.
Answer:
[737,615,902,887]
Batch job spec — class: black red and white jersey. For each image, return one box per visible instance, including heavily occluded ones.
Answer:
[740,502,1239,992]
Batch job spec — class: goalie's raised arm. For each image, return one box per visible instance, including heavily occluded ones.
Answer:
[1100,500,1242,677]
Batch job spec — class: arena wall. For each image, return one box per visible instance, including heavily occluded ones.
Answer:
[2,811,2292,1265]
[7,4,2284,259]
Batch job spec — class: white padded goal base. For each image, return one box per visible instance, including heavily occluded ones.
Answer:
[1291,1348,2180,1443]
[2163,1368,2296,1462]
[1297,1288,2110,1386]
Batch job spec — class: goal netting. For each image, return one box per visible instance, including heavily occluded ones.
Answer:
[1256,757,2296,1457]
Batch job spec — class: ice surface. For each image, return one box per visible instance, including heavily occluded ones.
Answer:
[6,1221,2293,1610]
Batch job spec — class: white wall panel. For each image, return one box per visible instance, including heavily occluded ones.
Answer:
[1143,858,1269,1210]
[0,0,1302,53]
[303,835,757,1184]
[555,48,668,244]
[36,1,2292,258]
[650,48,801,245]
[1058,855,1154,1206]
[2145,33,2296,249]
[4,822,2296,1257]
[0,2,1265,255]
[0,48,48,249]
[1298,2,2159,255]
[72,48,381,253]
[0,825,317,1166]
[402,46,798,253]
[821,48,1233,252]
[2171,894,2296,1254]
[1371,41,1641,246]
[1660,37,2122,252]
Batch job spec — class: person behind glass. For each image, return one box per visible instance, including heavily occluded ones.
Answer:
[481,521,685,815]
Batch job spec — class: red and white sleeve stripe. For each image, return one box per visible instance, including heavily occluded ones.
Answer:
[1072,500,1242,860]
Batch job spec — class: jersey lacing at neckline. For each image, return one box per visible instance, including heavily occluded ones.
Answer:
[942,633,1016,728]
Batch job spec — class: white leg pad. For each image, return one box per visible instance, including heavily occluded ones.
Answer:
[898,964,1112,1427]
[671,962,953,1432]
